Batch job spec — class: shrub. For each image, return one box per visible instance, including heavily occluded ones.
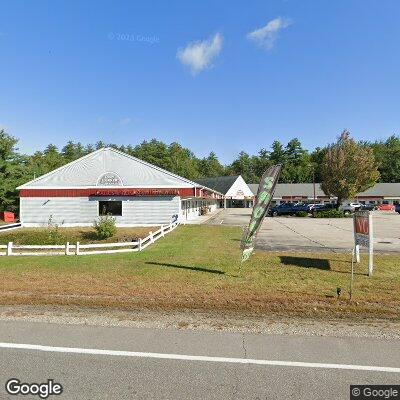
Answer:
[93,215,117,239]
[314,210,345,218]
[296,211,309,217]
[45,215,62,244]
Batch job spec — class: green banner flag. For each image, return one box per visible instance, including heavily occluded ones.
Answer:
[241,164,282,262]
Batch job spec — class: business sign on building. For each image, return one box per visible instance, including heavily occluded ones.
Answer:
[98,173,123,186]
[353,210,374,276]
[94,189,180,196]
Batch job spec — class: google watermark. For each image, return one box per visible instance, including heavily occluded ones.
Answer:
[5,378,63,399]
[108,32,160,45]
[351,385,400,400]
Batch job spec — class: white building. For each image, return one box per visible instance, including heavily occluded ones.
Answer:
[17,147,223,227]
[196,175,254,208]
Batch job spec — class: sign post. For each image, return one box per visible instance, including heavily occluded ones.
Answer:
[353,210,374,276]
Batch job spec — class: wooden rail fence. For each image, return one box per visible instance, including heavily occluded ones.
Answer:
[0,221,179,257]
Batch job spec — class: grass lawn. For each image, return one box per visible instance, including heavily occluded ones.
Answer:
[0,227,156,245]
[0,225,399,320]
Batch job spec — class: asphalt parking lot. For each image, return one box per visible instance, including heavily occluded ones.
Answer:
[207,209,400,253]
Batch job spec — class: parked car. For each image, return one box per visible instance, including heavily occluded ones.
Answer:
[378,203,395,211]
[292,203,314,214]
[311,203,337,216]
[395,204,400,214]
[268,203,297,217]
[360,204,377,211]
[268,202,317,217]
[339,202,362,215]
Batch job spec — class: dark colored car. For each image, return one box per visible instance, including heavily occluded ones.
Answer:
[268,203,312,217]
[395,204,400,214]
[292,203,313,214]
[311,203,337,216]
[268,203,296,217]
[360,204,377,211]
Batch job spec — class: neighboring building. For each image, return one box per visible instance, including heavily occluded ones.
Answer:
[249,182,400,205]
[196,175,254,208]
[356,183,400,205]
[17,147,223,227]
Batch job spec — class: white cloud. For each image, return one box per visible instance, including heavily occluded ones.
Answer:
[247,17,292,50]
[119,117,131,126]
[177,33,223,75]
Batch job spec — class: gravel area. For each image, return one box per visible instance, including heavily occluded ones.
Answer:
[1,305,399,340]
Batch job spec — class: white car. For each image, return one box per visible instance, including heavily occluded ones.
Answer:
[339,202,362,215]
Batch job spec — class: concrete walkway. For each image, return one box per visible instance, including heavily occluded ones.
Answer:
[183,209,224,225]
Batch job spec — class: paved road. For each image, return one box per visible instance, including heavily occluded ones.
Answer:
[207,209,400,253]
[0,320,399,399]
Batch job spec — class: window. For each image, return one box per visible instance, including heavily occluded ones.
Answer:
[99,201,122,216]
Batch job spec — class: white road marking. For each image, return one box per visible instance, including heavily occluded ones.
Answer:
[0,342,399,373]
[220,220,224,225]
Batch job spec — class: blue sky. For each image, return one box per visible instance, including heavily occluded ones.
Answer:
[1,0,399,163]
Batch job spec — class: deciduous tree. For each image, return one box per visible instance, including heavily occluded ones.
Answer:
[0,130,29,212]
[321,130,380,205]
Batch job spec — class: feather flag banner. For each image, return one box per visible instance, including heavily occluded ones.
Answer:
[241,164,282,262]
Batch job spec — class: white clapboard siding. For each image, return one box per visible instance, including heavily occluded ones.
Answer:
[20,196,179,226]
[121,196,179,225]
[20,197,98,225]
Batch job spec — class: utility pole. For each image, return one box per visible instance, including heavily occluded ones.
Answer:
[313,169,316,204]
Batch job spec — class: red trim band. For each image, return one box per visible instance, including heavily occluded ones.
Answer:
[19,188,222,199]
[20,188,195,198]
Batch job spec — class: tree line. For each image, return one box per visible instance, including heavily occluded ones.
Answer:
[1,129,399,212]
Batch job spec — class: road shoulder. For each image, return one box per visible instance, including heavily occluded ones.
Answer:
[1,305,399,340]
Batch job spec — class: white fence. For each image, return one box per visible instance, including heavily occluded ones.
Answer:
[0,221,179,257]
[0,223,22,233]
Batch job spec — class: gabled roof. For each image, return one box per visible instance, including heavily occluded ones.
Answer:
[196,175,239,195]
[248,184,260,196]
[358,183,400,197]
[273,183,327,198]
[18,147,206,189]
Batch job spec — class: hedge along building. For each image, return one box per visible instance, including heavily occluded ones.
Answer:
[17,147,223,227]
[196,175,254,208]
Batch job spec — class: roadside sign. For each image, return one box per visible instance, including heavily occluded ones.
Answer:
[353,210,374,276]
[241,164,282,262]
